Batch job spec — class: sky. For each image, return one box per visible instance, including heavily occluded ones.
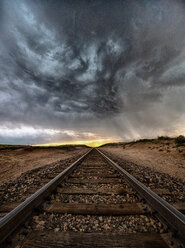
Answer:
[0,0,185,146]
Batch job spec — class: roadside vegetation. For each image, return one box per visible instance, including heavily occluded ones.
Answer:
[0,145,28,150]
[0,144,88,151]
[175,135,185,146]
[100,135,185,148]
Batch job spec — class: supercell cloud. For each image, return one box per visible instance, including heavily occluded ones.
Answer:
[0,0,185,144]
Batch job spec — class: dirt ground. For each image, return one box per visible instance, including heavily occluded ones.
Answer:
[101,140,185,181]
[0,146,88,185]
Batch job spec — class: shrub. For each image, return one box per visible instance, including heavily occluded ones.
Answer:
[157,136,171,140]
[175,135,185,146]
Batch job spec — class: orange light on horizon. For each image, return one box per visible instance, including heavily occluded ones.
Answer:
[33,138,120,147]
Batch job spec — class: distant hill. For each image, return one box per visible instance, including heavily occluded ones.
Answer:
[0,144,88,151]
[100,135,185,147]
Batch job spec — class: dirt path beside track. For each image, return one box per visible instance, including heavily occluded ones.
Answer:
[0,147,88,185]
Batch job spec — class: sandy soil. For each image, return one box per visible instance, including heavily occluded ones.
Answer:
[101,140,185,180]
[0,147,88,185]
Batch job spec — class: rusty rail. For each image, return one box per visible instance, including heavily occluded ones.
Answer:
[97,148,185,242]
[0,148,92,244]
[1,147,185,244]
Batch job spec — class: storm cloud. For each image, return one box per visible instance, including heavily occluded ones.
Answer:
[0,0,185,144]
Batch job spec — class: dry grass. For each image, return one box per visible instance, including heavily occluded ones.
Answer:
[0,146,87,185]
[101,137,185,180]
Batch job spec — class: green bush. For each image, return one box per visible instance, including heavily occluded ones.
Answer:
[0,145,28,150]
[175,135,185,146]
[157,136,171,140]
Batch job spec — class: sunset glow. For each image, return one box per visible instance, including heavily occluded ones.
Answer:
[33,138,119,148]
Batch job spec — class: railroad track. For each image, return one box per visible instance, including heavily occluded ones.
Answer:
[0,148,184,247]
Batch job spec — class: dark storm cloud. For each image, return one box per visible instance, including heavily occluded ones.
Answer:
[0,0,185,144]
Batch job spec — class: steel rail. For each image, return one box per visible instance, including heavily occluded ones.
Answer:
[97,148,185,242]
[0,148,92,244]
